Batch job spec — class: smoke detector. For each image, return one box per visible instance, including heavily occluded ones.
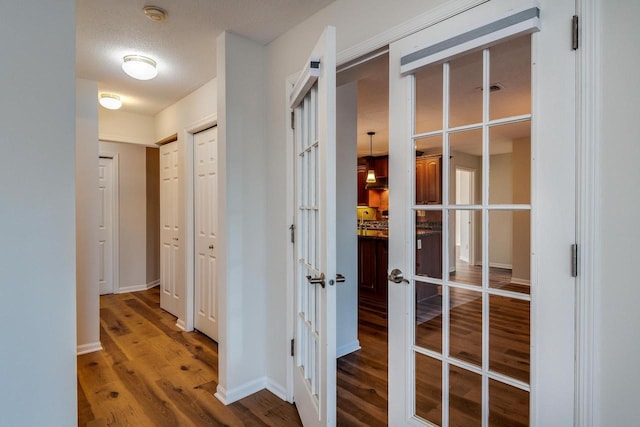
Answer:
[143,6,168,22]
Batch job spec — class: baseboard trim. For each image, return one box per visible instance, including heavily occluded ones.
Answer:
[337,340,361,358]
[117,280,160,294]
[77,341,103,355]
[511,277,531,286]
[489,262,512,270]
[215,377,269,405]
[265,378,288,401]
[176,318,186,331]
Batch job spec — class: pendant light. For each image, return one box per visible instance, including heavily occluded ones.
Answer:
[366,131,377,183]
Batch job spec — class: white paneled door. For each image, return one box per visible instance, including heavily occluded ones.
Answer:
[98,156,114,295]
[291,26,337,427]
[194,127,218,341]
[160,141,182,318]
[388,1,576,425]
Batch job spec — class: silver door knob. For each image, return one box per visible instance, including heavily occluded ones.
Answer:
[306,272,325,288]
[388,268,409,284]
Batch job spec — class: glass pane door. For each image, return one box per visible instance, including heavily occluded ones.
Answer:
[411,34,532,426]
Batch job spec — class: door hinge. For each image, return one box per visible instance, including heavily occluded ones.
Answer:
[572,15,579,50]
[289,224,295,244]
[291,111,295,129]
[571,243,579,277]
[290,338,295,357]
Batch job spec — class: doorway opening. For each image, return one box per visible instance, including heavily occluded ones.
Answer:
[335,50,390,424]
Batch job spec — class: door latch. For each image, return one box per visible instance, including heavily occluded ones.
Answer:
[306,272,326,288]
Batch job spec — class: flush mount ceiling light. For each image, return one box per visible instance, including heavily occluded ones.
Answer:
[366,131,377,183]
[99,93,122,110]
[122,55,158,80]
[143,5,168,22]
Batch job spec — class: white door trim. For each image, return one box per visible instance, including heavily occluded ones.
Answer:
[575,0,598,425]
[98,151,119,294]
[182,113,218,333]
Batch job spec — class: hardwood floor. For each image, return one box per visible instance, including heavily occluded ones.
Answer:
[338,296,388,426]
[81,281,527,426]
[78,287,302,426]
[79,288,391,426]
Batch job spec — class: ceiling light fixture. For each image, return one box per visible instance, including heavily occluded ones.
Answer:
[99,93,122,110]
[122,55,158,80]
[143,6,168,22]
[366,131,377,183]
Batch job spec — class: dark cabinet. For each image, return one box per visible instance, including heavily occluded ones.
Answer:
[415,231,442,279]
[416,156,442,204]
[357,164,369,206]
[358,236,388,301]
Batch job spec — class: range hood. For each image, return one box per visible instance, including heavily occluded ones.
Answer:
[365,176,388,190]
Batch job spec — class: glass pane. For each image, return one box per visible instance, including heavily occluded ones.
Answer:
[489,380,529,427]
[489,295,530,383]
[450,50,483,128]
[449,210,483,287]
[415,353,442,425]
[415,282,442,353]
[450,128,483,205]
[415,210,442,279]
[415,64,443,134]
[489,121,531,205]
[450,288,482,367]
[449,366,482,426]
[489,34,531,121]
[415,135,443,205]
[488,211,530,295]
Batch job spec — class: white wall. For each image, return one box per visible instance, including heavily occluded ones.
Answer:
[155,78,217,142]
[100,141,150,292]
[217,31,269,402]
[595,0,640,424]
[0,2,77,424]
[336,82,359,357]
[76,79,101,354]
[99,109,156,146]
[264,0,449,391]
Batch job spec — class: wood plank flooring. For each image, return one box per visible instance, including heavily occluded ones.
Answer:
[79,288,390,426]
[78,288,302,426]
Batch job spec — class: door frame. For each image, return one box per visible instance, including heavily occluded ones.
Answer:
[283,0,597,421]
[98,151,120,294]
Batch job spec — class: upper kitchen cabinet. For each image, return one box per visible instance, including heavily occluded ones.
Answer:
[357,155,389,206]
[416,155,442,204]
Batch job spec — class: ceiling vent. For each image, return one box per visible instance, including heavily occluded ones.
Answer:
[143,6,168,22]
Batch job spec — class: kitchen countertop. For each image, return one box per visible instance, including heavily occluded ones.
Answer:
[357,229,442,239]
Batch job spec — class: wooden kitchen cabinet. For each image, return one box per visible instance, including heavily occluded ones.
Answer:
[357,164,369,206]
[415,231,442,279]
[416,155,442,204]
[358,236,388,301]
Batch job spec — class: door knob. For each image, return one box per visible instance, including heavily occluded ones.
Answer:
[388,268,409,284]
[306,272,325,288]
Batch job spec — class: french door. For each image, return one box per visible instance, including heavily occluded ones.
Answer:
[290,26,338,427]
[388,1,576,425]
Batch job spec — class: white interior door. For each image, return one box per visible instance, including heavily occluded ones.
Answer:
[194,127,218,341]
[98,156,114,295]
[160,141,182,317]
[388,1,576,425]
[290,26,337,427]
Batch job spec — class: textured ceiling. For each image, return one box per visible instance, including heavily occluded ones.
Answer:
[77,0,335,115]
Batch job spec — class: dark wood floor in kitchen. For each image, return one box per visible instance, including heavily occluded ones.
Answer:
[78,287,390,426]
